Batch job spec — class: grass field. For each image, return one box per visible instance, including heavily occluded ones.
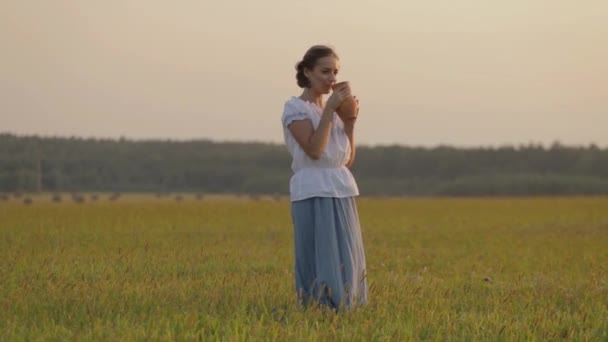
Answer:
[1,194,607,340]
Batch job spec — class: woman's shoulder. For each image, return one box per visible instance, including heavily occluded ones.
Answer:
[284,96,306,110]
[282,96,313,116]
[282,97,312,127]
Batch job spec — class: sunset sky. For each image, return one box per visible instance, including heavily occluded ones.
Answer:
[2,0,607,147]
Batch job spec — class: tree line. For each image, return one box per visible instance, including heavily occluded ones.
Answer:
[1,133,608,196]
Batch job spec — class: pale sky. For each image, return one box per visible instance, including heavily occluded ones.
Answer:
[1,0,607,147]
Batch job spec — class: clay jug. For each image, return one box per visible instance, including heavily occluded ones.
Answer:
[332,81,357,120]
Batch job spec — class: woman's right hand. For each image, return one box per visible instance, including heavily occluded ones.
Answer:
[326,84,351,112]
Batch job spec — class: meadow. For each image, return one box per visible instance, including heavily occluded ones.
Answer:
[1,193,607,341]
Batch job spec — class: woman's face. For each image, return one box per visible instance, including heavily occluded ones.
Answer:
[304,56,339,94]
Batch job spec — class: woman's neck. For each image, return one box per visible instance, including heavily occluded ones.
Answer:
[299,89,324,108]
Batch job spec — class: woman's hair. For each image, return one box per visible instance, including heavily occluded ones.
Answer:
[295,45,339,88]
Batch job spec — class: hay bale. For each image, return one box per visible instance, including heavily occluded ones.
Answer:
[51,193,62,203]
[71,193,85,204]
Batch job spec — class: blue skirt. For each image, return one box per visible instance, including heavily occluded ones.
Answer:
[291,196,368,310]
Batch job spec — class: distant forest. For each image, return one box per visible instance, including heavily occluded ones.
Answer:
[1,133,608,196]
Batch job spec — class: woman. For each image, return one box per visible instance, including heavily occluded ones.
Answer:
[280,45,368,311]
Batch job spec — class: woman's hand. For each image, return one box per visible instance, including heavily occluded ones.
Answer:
[326,84,351,112]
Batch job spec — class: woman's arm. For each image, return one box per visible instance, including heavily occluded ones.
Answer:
[344,118,356,168]
[287,87,351,160]
[287,107,334,160]
[344,96,359,168]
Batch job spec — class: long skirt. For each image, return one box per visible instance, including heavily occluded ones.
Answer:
[291,196,368,310]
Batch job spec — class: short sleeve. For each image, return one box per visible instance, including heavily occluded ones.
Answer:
[281,99,311,128]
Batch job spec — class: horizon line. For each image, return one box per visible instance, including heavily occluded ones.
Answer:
[1,131,605,150]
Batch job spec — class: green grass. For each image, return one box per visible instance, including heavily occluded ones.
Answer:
[1,194,607,340]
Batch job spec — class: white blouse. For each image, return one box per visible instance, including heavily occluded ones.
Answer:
[281,96,359,201]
